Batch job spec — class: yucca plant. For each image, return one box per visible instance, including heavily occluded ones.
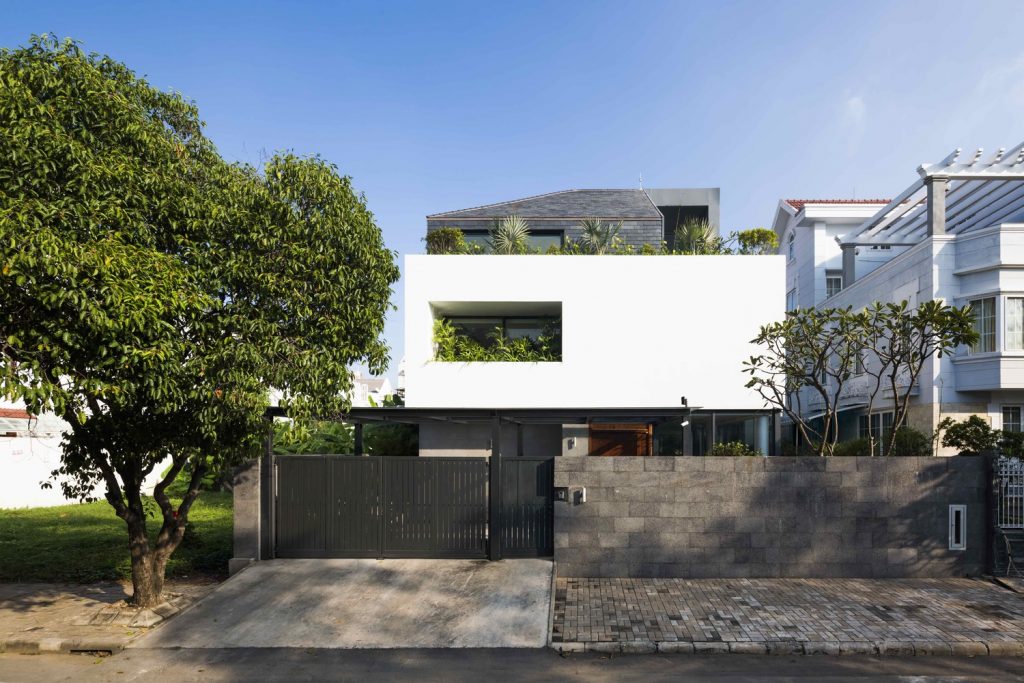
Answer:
[488,214,531,254]
[577,217,623,254]
[673,218,726,254]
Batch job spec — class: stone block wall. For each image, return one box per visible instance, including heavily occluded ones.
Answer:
[554,456,989,578]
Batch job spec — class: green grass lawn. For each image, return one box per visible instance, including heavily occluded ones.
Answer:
[0,492,232,583]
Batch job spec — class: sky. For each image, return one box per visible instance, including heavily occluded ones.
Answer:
[5,1,1024,382]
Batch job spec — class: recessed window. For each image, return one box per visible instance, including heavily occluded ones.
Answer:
[786,288,797,312]
[1007,298,1024,351]
[825,270,843,299]
[970,297,996,353]
[787,232,795,260]
[430,302,563,362]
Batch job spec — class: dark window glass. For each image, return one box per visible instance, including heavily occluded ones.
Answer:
[458,230,563,253]
[449,318,500,346]
[462,231,490,251]
[445,316,559,348]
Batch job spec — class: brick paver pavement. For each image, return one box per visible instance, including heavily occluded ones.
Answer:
[551,577,1024,655]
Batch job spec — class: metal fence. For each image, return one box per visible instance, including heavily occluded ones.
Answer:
[997,456,1024,529]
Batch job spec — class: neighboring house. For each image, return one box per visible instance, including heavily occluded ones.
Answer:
[406,186,782,457]
[776,141,1024,451]
[350,370,393,407]
[427,187,720,251]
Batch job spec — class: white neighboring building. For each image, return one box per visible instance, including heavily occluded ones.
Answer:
[350,371,393,407]
[775,142,1024,451]
[404,187,785,457]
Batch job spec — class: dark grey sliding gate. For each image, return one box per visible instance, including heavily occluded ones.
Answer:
[275,455,488,559]
[500,457,555,557]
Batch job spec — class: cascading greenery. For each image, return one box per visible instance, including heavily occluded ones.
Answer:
[432,319,561,362]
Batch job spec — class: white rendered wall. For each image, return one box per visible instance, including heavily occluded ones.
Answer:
[403,255,785,409]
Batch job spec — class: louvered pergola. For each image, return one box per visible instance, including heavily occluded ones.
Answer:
[838,141,1024,284]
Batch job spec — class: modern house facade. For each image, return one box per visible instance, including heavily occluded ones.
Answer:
[411,187,781,458]
[775,142,1024,451]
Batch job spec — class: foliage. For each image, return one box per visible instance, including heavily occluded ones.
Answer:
[1000,430,1024,459]
[733,228,778,255]
[0,36,399,606]
[889,426,930,457]
[432,319,561,362]
[274,418,417,457]
[940,415,1000,456]
[0,493,232,583]
[744,307,864,456]
[576,217,623,254]
[708,441,761,456]
[745,301,977,457]
[832,438,871,457]
[489,214,531,254]
[425,227,471,255]
[673,218,728,254]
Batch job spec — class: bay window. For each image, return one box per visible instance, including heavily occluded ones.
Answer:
[970,297,995,353]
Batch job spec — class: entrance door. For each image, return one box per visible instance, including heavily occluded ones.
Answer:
[588,423,653,456]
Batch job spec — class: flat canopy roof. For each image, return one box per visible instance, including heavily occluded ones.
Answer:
[266,406,774,425]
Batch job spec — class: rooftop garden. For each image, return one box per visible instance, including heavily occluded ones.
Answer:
[424,216,778,256]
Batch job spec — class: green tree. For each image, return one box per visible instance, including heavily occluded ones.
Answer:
[0,36,399,606]
[732,228,778,255]
[673,218,727,254]
[940,415,1000,456]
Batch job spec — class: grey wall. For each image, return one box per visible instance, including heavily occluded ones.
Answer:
[230,459,261,575]
[554,456,988,578]
[419,422,562,457]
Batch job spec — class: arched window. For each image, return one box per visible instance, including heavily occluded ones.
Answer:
[787,231,795,260]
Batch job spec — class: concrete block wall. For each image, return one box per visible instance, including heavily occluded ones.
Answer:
[554,456,989,578]
[230,459,261,575]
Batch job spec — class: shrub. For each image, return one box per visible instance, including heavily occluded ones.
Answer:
[832,437,870,457]
[432,318,560,362]
[889,426,930,457]
[941,415,1000,456]
[708,441,761,457]
[1001,430,1024,459]
[425,227,469,254]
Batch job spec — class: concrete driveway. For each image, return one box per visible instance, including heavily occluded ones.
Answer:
[133,558,553,649]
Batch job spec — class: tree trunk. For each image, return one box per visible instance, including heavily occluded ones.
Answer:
[126,515,167,608]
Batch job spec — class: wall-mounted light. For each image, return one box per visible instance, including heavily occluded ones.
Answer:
[680,420,690,428]
[568,437,576,450]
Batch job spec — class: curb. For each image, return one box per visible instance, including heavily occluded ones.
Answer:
[545,562,557,648]
[0,637,126,654]
[549,639,1024,656]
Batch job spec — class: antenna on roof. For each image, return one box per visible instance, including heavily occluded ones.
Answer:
[638,172,644,190]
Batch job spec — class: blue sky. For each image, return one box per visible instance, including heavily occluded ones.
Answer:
[5,1,1023,381]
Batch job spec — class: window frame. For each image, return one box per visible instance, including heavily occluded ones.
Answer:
[969,296,996,354]
[460,229,564,253]
[825,270,843,299]
[1003,405,1022,433]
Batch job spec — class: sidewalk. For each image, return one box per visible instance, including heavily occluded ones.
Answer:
[0,581,215,653]
[551,577,1024,655]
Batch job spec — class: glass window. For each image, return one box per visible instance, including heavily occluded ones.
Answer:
[787,232,795,260]
[970,297,996,353]
[825,271,843,299]
[505,318,546,340]
[1007,298,1024,351]
[1004,406,1022,433]
[462,231,490,251]
[445,316,559,348]
[859,412,894,455]
[527,231,563,252]
[786,288,797,311]
[449,318,501,346]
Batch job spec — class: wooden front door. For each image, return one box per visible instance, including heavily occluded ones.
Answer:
[588,423,653,456]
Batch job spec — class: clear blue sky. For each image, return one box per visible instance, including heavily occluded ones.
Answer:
[5,1,1023,381]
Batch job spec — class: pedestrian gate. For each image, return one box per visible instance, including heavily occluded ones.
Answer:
[274,455,554,559]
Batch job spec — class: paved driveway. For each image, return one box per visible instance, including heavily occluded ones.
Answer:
[134,559,552,649]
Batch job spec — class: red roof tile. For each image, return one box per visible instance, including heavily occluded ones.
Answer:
[784,199,890,210]
[0,408,31,419]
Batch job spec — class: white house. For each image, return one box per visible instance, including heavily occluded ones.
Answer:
[775,142,1024,450]
[404,188,785,457]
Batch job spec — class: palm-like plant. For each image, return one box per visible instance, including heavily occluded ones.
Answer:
[577,217,623,254]
[489,214,531,254]
[673,218,725,254]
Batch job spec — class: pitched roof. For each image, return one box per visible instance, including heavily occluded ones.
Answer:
[0,408,30,419]
[428,189,662,220]
[784,199,890,210]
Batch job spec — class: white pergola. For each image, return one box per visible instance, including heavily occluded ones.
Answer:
[841,141,1024,249]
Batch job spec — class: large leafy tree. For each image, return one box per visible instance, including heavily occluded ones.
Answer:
[0,36,399,606]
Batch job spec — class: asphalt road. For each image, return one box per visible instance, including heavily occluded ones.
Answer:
[2,649,1024,682]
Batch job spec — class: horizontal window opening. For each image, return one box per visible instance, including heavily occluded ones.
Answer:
[430,302,562,362]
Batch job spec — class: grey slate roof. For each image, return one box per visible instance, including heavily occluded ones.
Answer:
[428,189,662,220]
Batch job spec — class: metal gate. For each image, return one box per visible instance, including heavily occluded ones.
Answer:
[997,456,1024,529]
[275,456,488,559]
[501,457,555,557]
